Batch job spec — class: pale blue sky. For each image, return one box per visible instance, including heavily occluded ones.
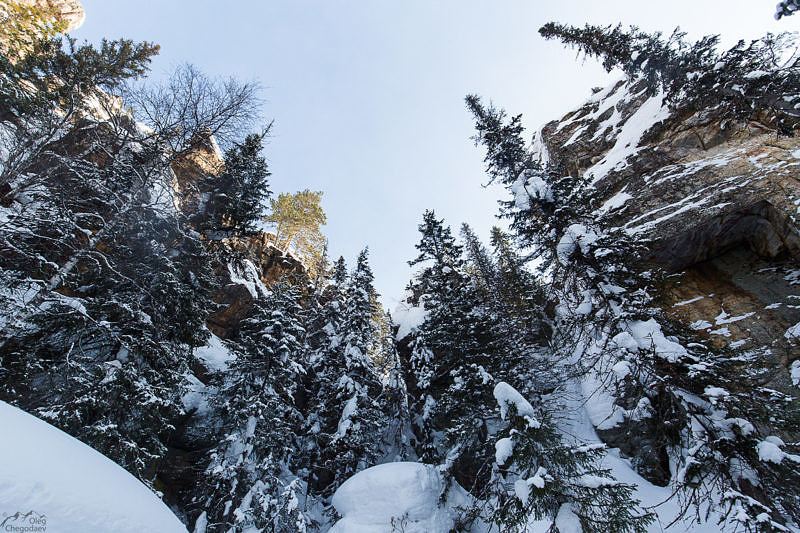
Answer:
[73,1,789,306]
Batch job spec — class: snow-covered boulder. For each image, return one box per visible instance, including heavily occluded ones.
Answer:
[329,462,470,533]
[0,401,188,533]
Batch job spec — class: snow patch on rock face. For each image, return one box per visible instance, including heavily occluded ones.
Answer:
[554,77,627,135]
[329,462,470,533]
[791,360,800,386]
[531,128,551,165]
[227,259,268,299]
[193,331,234,372]
[598,190,633,214]
[0,401,187,533]
[586,91,670,185]
[785,321,800,342]
[394,298,428,340]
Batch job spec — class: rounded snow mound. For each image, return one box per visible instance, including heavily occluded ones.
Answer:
[330,462,469,533]
[0,401,187,533]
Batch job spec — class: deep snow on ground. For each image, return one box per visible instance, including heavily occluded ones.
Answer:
[0,401,187,533]
[329,379,737,533]
[329,462,472,533]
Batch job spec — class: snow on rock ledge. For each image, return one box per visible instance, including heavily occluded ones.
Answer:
[329,462,470,533]
[393,298,427,340]
[0,401,187,533]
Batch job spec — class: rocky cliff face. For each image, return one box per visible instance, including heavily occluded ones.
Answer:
[171,140,306,339]
[205,235,305,339]
[541,79,800,393]
[538,78,800,483]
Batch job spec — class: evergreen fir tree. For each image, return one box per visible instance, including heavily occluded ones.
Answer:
[0,174,214,481]
[538,23,800,134]
[303,251,388,497]
[460,223,497,295]
[491,383,652,533]
[404,211,521,492]
[331,255,348,286]
[489,227,546,335]
[343,248,380,363]
[196,281,312,532]
[200,132,271,238]
[0,28,264,506]
[467,88,800,531]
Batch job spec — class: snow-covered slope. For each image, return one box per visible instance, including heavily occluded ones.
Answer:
[329,462,472,533]
[558,381,728,533]
[0,401,188,533]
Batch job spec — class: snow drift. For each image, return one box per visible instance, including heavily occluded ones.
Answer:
[329,462,471,533]
[0,401,187,533]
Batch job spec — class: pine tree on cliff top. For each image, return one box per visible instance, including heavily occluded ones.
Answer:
[539,22,800,134]
[201,132,271,239]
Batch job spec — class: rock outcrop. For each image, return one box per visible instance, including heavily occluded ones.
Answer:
[171,140,306,339]
[541,79,800,390]
[206,236,305,339]
[539,78,800,484]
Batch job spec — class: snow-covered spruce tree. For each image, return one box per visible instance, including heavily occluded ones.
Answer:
[343,249,380,363]
[0,36,159,325]
[0,33,213,481]
[401,211,650,531]
[467,93,800,531]
[461,224,552,381]
[196,131,272,239]
[488,226,550,347]
[538,23,800,135]
[375,310,414,461]
[302,255,348,494]
[404,211,524,492]
[304,251,389,497]
[195,280,313,532]
[342,249,411,461]
[0,147,214,480]
[460,223,497,295]
[0,32,267,494]
[492,382,651,533]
